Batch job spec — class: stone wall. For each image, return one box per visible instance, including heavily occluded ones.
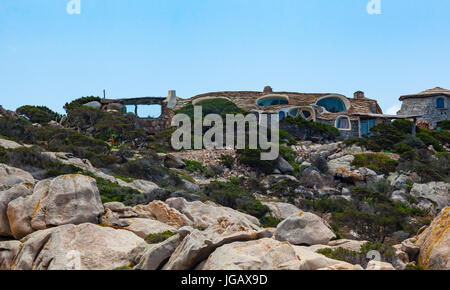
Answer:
[138,105,174,135]
[398,96,449,129]
[317,119,360,140]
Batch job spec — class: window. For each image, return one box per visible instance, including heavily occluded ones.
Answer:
[317,97,346,113]
[437,97,445,109]
[289,109,298,117]
[360,119,376,136]
[126,104,162,118]
[301,110,312,119]
[257,97,289,107]
[336,116,350,129]
[279,111,286,120]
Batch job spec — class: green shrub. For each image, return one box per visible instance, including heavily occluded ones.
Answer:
[440,120,450,130]
[220,154,235,169]
[401,135,425,149]
[16,105,61,124]
[144,231,177,244]
[259,216,282,228]
[175,99,246,119]
[281,116,340,141]
[394,143,413,154]
[317,247,363,266]
[64,96,101,112]
[237,148,276,174]
[202,181,269,218]
[185,160,206,173]
[352,154,399,175]
[417,131,444,152]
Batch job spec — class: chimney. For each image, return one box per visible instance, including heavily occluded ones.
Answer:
[354,91,365,99]
[166,90,177,109]
[263,86,273,94]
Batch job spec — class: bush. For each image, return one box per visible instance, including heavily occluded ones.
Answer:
[440,120,450,130]
[175,99,246,119]
[352,154,399,175]
[64,96,101,112]
[202,181,269,218]
[144,231,177,244]
[16,105,61,124]
[259,216,282,228]
[237,148,276,174]
[185,160,206,173]
[281,116,340,141]
[220,154,235,169]
[394,143,413,154]
[311,156,329,174]
[417,131,444,152]
[401,135,425,149]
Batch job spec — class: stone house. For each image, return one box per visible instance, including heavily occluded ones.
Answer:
[397,87,449,130]
[176,86,401,139]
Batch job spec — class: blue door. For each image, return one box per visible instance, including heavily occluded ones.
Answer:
[360,119,376,136]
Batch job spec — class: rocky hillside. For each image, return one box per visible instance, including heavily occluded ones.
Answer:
[0,101,449,270]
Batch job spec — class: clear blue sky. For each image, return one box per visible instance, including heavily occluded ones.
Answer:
[1,0,449,114]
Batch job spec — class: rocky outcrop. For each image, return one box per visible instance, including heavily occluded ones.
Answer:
[0,182,34,237]
[199,238,301,270]
[7,174,104,239]
[165,197,261,230]
[163,218,271,270]
[415,207,450,270]
[366,260,395,270]
[133,200,192,228]
[0,240,21,270]
[0,137,23,149]
[123,218,176,239]
[410,182,450,214]
[275,212,336,246]
[12,223,143,270]
[0,164,35,187]
[262,202,303,220]
[275,157,294,175]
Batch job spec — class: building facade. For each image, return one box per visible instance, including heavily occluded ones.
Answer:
[397,87,450,130]
[176,86,388,139]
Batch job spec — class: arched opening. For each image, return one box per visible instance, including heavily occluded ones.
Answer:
[316,96,347,113]
[257,96,289,107]
[279,111,286,120]
[126,104,162,118]
[437,97,445,109]
[288,108,299,117]
[336,116,351,130]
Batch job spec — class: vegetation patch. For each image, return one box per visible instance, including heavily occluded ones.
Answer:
[144,230,177,244]
[202,181,269,218]
[352,153,399,175]
[16,105,61,124]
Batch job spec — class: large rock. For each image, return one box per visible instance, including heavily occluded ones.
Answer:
[293,245,361,270]
[0,182,34,237]
[262,201,303,220]
[275,212,336,246]
[415,207,450,270]
[164,154,186,169]
[366,260,395,270]
[0,240,21,270]
[410,182,450,214]
[0,137,23,149]
[163,218,271,270]
[275,157,294,175]
[12,223,143,270]
[133,233,185,270]
[0,164,34,187]
[199,238,301,270]
[123,218,176,239]
[165,197,260,230]
[133,200,192,228]
[83,101,102,110]
[7,174,104,239]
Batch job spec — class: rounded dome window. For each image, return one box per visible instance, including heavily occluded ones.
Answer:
[317,97,347,113]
